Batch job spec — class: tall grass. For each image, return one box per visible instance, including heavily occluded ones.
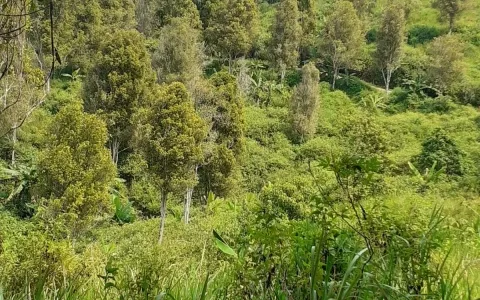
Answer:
[1,206,477,299]
[1,250,475,299]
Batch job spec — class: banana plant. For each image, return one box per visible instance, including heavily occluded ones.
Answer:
[112,194,135,224]
[408,161,445,184]
[0,164,36,203]
[61,68,85,81]
[360,94,387,111]
[248,75,284,107]
[402,77,439,97]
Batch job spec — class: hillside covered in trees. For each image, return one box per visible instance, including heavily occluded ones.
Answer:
[2,0,480,298]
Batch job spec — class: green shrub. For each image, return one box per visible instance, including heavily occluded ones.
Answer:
[258,182,311,222]
[0,211,82,296]
[128,178,161,217]
[241,135,295,193]
[386,88,456,114]
[284,69,302,87]
[419,95,456,114]
[341,115,391,160]
[335,75,373,98]
[386,87,411,111]
[112,195,136,224]
[457,24,480,46]
[391,47,429,88]
[416,129,463,176]
[44,79,83,114]
[455,81,480,106]
[244,106,288,143]
[121,154,160,217]
[366,28,377,43]
[317,89,363,136]
[407,25,443,45]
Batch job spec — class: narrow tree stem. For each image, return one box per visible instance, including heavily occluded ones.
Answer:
[159,191,167,244]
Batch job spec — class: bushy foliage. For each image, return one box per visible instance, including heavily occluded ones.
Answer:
[426,34,465,94]
[421,95,456,113]
[204,0,259,61]
[455,81,480,106]
[342,116,391,161]
[269,0,301,72]
[83,30,156,164]
[407,24,443,45]
[0,211,83,295]
[335,76,373,98]
[154,0,201,29]
[416,129,463,176]
[152,17,204,84]
[197,71,245,198]
[320,0,364,89]
[259,182,311,221]
[35,104,116,232]
[290,63,320,143]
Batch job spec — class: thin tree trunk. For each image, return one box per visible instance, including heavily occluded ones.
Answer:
[109,138,120,166]
[184,187,193,224]
[10,32,23,166]
[184,166,198,224]
[332,67,338,90]
[11,123,17,166]
[158,191,167,244]
[27,282,31,300]
[385,69,391,95]
[381,69,390,96]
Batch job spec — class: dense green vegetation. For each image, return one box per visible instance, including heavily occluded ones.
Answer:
[1,0,480,298]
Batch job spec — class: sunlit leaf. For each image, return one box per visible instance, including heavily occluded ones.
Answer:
[213,230,237,258]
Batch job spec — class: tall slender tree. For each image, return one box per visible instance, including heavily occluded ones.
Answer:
[290,63,320,143]
[36,104,116,235]
[29,0,136,72]
[1,6,45,165]
[375,5,405,94]
[270,0,302,81]
[135,0,154,35]
[152,17,204,85]
[204,0,259,69]
[133,83,206,243]
[433,0,464,33]
[197,72,244,198]
[83,30,156,166]
[426,35,464,94]
[320,1,364,89]
[155,0,202,30]
[348,0,375,18]
[298,0,317,60]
